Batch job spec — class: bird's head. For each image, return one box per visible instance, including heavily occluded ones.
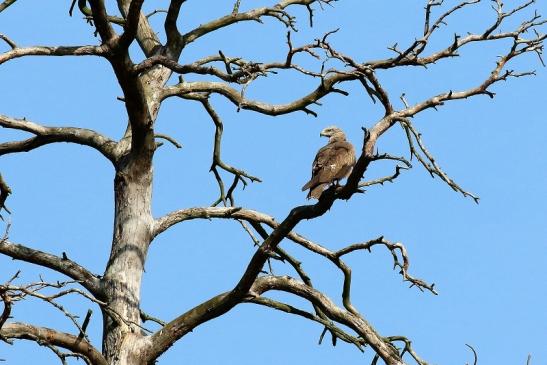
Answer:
[320,126,345,140]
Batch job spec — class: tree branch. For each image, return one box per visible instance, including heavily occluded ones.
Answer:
[0,33,16,49]
[245,221,344,345]
[0,0,16,13]
[87,0,117,42]
[0,323,106,365]
[153,206,274,238]
[117,0,145,50]
[335,237,437,294]
[164,0,186,51]
[199,98,261,206]
[0,45,107,65]
[398,118,479,202]
[0,239,103,299]
[0,280,100,343]
[0,114,119,163]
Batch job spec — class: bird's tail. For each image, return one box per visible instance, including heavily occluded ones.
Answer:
[301,178,315,192]
[307,183,327,199]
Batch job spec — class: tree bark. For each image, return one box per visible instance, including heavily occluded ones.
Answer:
[101,151,154,365]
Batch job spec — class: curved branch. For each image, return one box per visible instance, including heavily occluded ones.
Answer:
[246,296,365,351]
[164,0,186,51]
[335,237,437,294]
[162,72,355,116]
[245,222,342,344]
[153,206,273,238]
[0,240,103,299]
[0,114,118,163]
[250,276,404,364]
[154,133,182,149]
[0,322,106,365]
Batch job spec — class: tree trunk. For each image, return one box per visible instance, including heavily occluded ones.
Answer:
[102,153,154,365]
[98,60,175,364]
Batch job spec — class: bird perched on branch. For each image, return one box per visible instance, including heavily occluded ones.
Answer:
[302,126,356,199]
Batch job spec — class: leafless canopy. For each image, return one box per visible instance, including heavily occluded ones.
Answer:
[0,1,544,365]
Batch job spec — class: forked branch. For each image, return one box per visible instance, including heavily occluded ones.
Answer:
[199,98,261,206]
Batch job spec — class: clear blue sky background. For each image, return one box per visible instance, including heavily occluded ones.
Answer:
[1,1,546,364]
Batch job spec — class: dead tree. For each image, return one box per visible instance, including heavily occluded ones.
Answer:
[0,1,544,365]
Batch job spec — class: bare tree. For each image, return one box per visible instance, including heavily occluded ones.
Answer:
[0,1,544,365]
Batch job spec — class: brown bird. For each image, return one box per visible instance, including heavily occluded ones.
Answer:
[302,126,356,199]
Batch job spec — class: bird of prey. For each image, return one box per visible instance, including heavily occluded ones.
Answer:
[302,126,356,199]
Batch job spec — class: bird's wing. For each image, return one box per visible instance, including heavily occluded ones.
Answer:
[302,141,355,191]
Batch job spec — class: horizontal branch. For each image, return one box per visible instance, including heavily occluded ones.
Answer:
[0,239,103,299]
[162,71,355,116]
[0,114,118,163]
[0,322,106,365]
[0,45,107,65]
[153,206,272,238]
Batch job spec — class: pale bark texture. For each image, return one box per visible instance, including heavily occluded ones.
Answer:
[0,1,544,365]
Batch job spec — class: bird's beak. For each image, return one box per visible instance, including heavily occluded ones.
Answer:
[319,131,327,137]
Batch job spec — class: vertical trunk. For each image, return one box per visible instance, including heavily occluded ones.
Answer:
[100,59,173,364]
[102,154,154,365]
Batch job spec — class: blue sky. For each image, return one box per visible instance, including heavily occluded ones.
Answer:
[1,1,546,364]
